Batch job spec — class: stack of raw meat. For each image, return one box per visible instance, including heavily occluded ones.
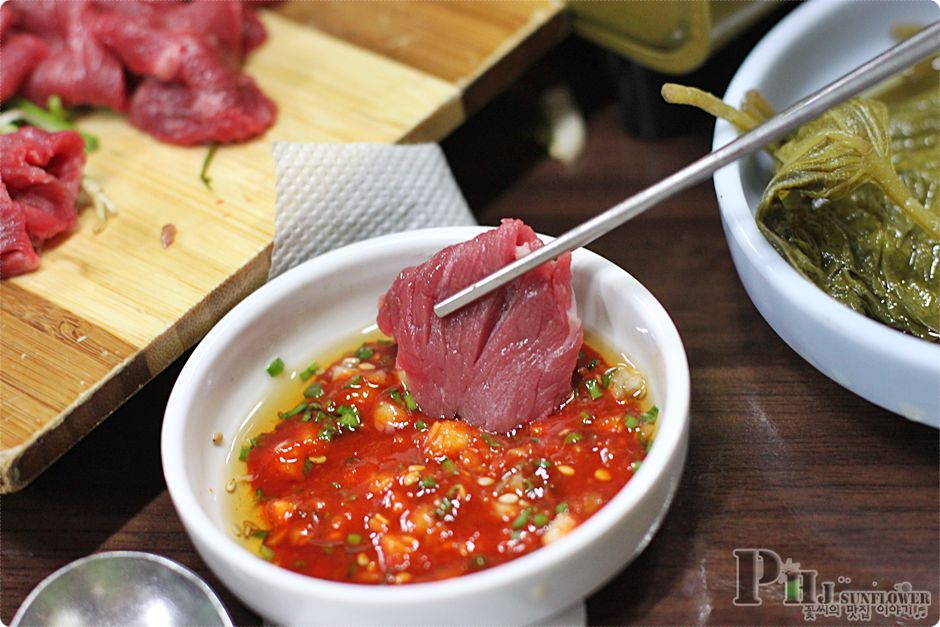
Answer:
[0,0,276,145]
[0,127,85,278]
[1,0,279,278]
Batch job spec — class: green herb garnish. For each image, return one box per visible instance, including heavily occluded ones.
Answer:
[252,529,269,539]
[346,533,361,545]
[419,476,438,489]
[555,502,568,513]
[564,432,583,445]
[259,544,274,561]
[402,391,418,411]
[388,388,403,404]
[414,420,427,430]
[266,357,285,377]
[639,406,659,423]
[586,359,599,370]
[602,367,617,388]
[200,144,218,190]
[537,458,552,469]
[303,457,314,476]
[318,424,338,441]
[299,362,320,381]
[304,382,324,399]
[356,346,374,360]
[441,458,458,475]
[480,433,502,449]
[336,405,360,429]
[510,509,530,530]
[630,461,642,472]
[584,378,603,400]
[532,513,549,527]
[239,446,250,462]
[434,496,453,518]
[344,375,362,388]
[624,415,639,429]
[279,401,308,420]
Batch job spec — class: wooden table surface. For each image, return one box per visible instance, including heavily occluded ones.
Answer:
[2,35,937,626]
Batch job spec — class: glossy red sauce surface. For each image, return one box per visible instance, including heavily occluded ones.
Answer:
[238,340,656,584]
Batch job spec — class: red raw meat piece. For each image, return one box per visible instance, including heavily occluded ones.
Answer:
[13,0,126,111]
[377,220,584,433]
[156,1,246,66]
[127,72,276,145]
[0,127,85,268]
[0,185,40,278]
[242,7,268,54]
[0,34,48,102]
[93,9,276,145]
[1,2,16,39]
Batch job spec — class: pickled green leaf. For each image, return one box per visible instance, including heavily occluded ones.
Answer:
[663,76,939,343]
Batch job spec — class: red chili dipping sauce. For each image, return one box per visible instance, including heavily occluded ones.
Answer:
[230,339,657,584]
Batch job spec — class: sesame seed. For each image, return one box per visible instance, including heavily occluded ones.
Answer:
[225,478,237,493]
[211,432,223,445]
[498,493,519,504]
[402,472,420,486]
[407,465,426,472]
[359,363,376,370]
[477,477,495,486]
[557,465,575,476]
[357,553,369,566]
[309,456,327,464]
[594,468,612,481]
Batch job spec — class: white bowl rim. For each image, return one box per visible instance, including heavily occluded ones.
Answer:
[712,0,940,373]
[162,225,691,605]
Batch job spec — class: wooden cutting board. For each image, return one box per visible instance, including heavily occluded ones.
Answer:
[0,2,567,492]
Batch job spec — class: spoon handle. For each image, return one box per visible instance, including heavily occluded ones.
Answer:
[434,20,940,318]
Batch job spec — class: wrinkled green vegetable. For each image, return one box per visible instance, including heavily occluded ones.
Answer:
[663,76,939,342]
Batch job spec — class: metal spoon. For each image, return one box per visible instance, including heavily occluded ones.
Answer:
[11,551,233,627]
[434,20,940,317]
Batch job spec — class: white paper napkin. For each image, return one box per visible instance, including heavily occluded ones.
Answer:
[269,142,477,279]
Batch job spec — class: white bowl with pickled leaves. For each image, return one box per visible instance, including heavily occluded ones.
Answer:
[713,0,940,426]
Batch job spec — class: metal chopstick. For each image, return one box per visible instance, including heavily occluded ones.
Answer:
[434,20,940,318]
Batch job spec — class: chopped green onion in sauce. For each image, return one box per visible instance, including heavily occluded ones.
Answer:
[585,378,603,400]
[639,406,659,423]
[299,362,320,381]
[266,357,285,377]
[279,402,308,420]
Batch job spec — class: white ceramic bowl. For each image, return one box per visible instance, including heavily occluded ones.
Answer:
[714,0,940,427]
[163,227,690,625]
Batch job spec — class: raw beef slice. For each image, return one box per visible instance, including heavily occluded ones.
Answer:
[377,219,583,433]
[0,127,86,278]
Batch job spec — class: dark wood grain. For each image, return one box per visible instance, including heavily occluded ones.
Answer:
[2,36,937,627]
